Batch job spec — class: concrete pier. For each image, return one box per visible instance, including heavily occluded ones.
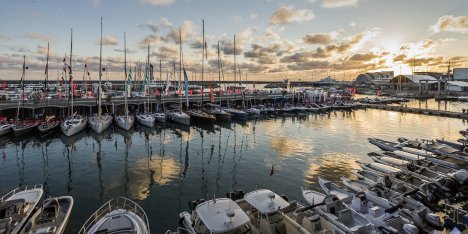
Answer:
[364,104,468,119]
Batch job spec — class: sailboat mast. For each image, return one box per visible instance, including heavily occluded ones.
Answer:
[179,27,183,111]
[201,20,205,109]
[45,43,49,93]
[217,41,221,107]
[69,28,73,117]
[98,17,103,119]
[233,35,236,84]
[124,31,128,118]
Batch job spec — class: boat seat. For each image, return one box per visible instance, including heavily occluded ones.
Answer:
[337,209,353,225]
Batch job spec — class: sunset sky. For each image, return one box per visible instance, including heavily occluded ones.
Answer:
[1,0,468,82]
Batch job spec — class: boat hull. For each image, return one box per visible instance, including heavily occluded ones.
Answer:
[38,121,60,135]
[115,115,135,131]
[0,124,12,136]
[136,114,155,128]
[13,122,38,137]
[89,115,113,133]
[61,117,88,137]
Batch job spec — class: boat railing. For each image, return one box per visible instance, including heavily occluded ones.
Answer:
[79,197,150,234]
[0,184,43,202]
[444,203,467,225]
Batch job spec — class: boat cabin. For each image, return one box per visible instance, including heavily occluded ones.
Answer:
[193,198,252,234]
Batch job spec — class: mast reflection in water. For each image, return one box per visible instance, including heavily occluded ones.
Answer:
[0,109,466,233]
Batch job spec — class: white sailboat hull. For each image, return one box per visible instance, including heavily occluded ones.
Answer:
[136,114,155,128]
[115,115,135,131]
[0,124,12,136]
[152,113,167,123]
[89,115,113,133]
[168,112,190,126]
[61,116,88,137]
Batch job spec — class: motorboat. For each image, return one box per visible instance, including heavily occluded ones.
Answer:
[318,178,418,234]
[88,113,113,134]
[340,177,443,232]
[180,198,252,234]
[78,197,149,234]
[12,121,38,137]
[356,161,427,188]
[0,185,44,234]
[377,151,454,174]
[167,110,190,126]
[204,104,232,122]
[20,196,74,234]
[115,114,135,131]
[231,189,334,234]
[136,113,155,128]
[61,115,88,137]
[244,108,260,118]
[302,188,377,233]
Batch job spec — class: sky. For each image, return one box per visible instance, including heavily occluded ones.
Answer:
[1,0,468,82]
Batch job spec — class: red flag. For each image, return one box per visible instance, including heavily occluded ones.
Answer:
[219,89,222,96]
[228,89,233,95]
[60,76,64,86]
[189,89,193,95]
[253,82,256,89]
[2,81,7,90]
[200,88,203,95]
[269,164,274,176]
[237,89,241,95]
[73,81,77,91]
[178,89,181,95]
[246,89,250,95]
[167,89,171,96]
[210,88,214,103]
[155,89,159,96]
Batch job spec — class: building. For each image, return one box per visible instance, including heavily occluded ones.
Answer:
[354,71,394,85]
[447,81,468,92]
[454,68,468,81]
[389,75,438,91]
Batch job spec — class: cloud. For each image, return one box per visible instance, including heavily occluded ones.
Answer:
[140,20,159,33]
[250,14,258,20]
[24,32,55,43]
[244,43,281,64]
[233,15,242,22]
[139,0,176,6]
[151,44,178,60]
[36,45,55,57]
[349,21,356,27]
[159,18,173,27]
[430,15,468,33]
[165,20,195,43]
[322,0,359,8]
[139,35,162,48]
[0,35,11,41]
[348,52,381,62]
[303,31,339,44]
[270,6,315,25]
[7,46,31,53]
[99,36,118,46]
[114,48,137,54]
[237,27,258,45]
[287,60,330,71]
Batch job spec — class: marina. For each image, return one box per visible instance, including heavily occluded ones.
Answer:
[0,107,467,233]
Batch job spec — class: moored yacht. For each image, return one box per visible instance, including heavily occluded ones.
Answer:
[61,115,88,137]
[88,113,113,134]
[180,198,252,234]
[136,113,155,128]
[168,110,190,126]
[78,197,149,234]
[20,196,74,234]
[0,184,44,234]
[115,114,135,131]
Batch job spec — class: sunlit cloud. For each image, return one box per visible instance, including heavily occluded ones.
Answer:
[303,30,340,44]
[321,0,359,8]
[270,6,315,25]
[430,15,468,33]
[24,32,55,43]
[138,0,176,6]
[0,35,11,41]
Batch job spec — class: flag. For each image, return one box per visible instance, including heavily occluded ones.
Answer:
[73,81,77,91]
[228,89,233,95]
[2,81,6,90]
[189,89,193,95]
[237,89,241,95]
[167,89,171,96]
[210,87,214,103]
[165,79,171,95]
[141,72,148,93]
[155,89,159,96]
[219,89,222,96]
[183,68,189,106]
[269,164,274,176]
[253,82,256,89]
[60,76,64,86]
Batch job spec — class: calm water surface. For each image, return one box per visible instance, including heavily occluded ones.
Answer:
[0,109,466,233]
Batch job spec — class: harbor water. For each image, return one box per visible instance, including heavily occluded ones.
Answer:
[0,108,466,233]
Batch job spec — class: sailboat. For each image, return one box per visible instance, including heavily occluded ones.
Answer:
[204,41,232,122]
[222,35,248,121]
[115,32,135,131]
[12,56,38,137]
[136,44,156,128]
[185,20,216,124]
[150,48,166,123]
[61,29,88,137]
[38,43,60,135]
[168,27,191,126]
[89,18,113,133]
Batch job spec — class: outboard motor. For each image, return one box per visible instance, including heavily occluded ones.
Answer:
[402,224,419,234]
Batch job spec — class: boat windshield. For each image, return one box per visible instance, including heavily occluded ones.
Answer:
[262,211,283,224]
